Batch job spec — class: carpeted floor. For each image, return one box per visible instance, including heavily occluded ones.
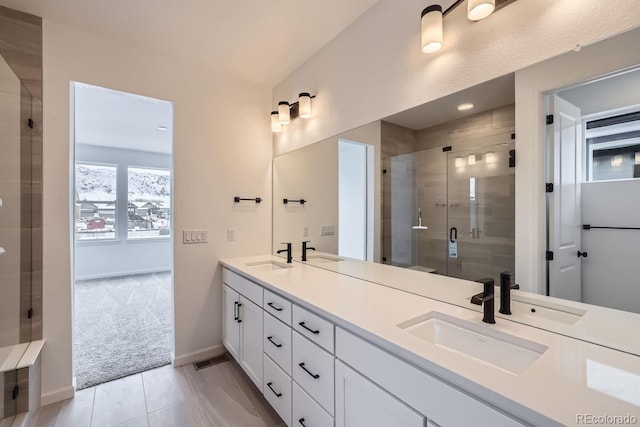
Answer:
[74,272,172,390]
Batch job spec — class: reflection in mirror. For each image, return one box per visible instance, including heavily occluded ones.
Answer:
[546,66,640,315]
[272,28,640,356]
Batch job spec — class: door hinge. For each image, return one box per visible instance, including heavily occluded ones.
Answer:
[442,146,452,152]
[12,385,19,400]
[546,114,554,125]
[511,132,516,140]
[28,118,34,129]
[546,251,554,261]
[27,308,33,319]
[545,183,554,193]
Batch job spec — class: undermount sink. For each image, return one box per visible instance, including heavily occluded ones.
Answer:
[245,260,293,271]
[398,311,548,375]
[510,295,586,325]
[305,254,344,263]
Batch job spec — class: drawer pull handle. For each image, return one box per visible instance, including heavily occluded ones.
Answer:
[267,336,283,348]
[298,321,320,335]
[298,362,320,379]
[266,382,282,397]
[233,301,239,321]
[237,303,242,323]
[299,418,307,427]
[267,302,283,312]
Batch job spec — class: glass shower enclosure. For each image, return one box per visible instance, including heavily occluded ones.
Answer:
[384,141,515,282]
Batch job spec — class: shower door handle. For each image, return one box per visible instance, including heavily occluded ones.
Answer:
[449,227,457,243]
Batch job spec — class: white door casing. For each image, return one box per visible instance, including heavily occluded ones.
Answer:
[548,95,582,301]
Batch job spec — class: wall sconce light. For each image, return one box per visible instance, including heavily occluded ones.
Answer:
[272,93,316,132]
[421,0,516,53]
[455,157,466,168]
[271,111,282,132]
[421,5,443,53]
[467,0,495,21]
[485,152,497,164]
[468,154,477,165]
[278,101,291,125]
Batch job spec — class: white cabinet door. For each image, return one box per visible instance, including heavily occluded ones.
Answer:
[335,360,425,427]
[223,284,240,361]
[240,296,264,391]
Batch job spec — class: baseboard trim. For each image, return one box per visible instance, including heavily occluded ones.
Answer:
[41,385,74,406]
[172,344,225,367]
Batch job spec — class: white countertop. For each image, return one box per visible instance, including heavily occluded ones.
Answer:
[296,253,640,357]
[221,255,640,426]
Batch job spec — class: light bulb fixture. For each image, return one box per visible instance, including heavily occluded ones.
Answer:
[421,5,443,53]
[421,0,516,53]
[271,111,282,133]
[278,101,290,125]
[455,157,466,168]
[468,154,477,165]
[485,152,497,164]
[457,103,474,111]
[611,155,623,167]
[298,93,312,119]
[467,0,495,21]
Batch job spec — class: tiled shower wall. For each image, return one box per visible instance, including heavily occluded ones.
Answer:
[381,104,515,277]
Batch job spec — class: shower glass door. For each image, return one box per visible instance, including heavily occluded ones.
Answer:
[446,143,515,280]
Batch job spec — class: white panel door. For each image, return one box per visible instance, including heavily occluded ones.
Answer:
[335,360,425,427]
[548,95,583,301]
[240,296,264,391]
[222,284,240,361]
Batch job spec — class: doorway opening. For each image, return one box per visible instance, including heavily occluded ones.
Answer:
[545,66,640,313]
[72,82,174,389]
[338,139,374,261]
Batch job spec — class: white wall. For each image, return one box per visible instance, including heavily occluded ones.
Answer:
[74,144,173,280]
[581,179,640,314]
[273,0,640,293]
[515,28,640,294]
[42,20,272,404]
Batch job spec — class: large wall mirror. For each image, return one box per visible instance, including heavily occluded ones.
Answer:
[273,26,640,355]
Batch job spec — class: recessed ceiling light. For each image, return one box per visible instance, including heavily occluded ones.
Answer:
[458,103,474,111]
[157,126,168,131]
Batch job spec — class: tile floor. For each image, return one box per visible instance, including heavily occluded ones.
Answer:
[34,358,285,427]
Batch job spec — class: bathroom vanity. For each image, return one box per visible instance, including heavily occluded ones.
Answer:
[220,256,640,427]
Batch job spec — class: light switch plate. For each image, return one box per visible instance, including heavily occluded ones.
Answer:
[183,230,208,244]
[320,225,335,236]
[227,228,236,242]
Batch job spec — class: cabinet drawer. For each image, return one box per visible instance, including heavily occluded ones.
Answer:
[293,305,334,353]
[264,312,292,375]
[264,289,292,326]
[293,382,334,427]
[264,354,292,426]
[222,268,263,307]
[292,331,335,416]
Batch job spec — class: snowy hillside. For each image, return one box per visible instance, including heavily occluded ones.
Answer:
[76,164,170,206]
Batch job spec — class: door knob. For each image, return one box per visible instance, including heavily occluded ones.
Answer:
[577,251,588,258]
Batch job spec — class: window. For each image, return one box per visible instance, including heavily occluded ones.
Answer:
[127,167,171,239]
[75,163,117,240]
[585,111,640,182]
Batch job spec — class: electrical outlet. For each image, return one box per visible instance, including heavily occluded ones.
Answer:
[303,226,309,237]
[321,225,335,236]
[227,228,236,242]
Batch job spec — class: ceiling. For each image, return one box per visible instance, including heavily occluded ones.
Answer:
[74,82,173,154]
[0,0,382,86]
[383,73,515,130]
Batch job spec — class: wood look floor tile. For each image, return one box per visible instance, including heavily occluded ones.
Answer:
[114,415,149,427]
[34,386,95,427]
[91,375,147,427]
[142,365,194,413]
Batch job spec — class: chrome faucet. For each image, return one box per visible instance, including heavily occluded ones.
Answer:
[277,242,292,263]
[301,240,316,261]
[470,278,496,324]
